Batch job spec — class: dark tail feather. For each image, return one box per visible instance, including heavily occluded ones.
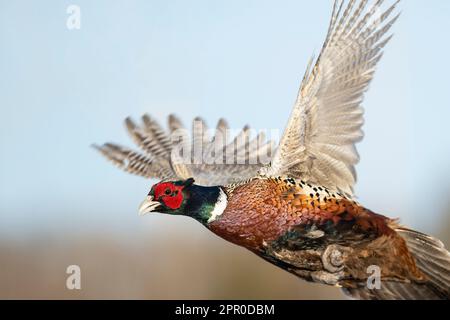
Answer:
[396,228,450,298]
[343,228,450,300]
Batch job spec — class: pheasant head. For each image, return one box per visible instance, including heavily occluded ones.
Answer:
[138,178,227,225]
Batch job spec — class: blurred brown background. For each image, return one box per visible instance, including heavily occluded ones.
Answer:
[0,218,344,299]
[1,214,449,299]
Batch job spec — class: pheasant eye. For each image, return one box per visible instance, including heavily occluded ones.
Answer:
[164,188,172,195]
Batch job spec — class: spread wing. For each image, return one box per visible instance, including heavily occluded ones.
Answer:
[94,114,274,186]
[263,0,401,195]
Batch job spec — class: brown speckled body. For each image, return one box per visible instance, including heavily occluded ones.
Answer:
[208,177,425,285]
[209,177,393,250]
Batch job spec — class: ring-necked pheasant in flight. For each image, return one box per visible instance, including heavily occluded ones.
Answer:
[95,0,450,300]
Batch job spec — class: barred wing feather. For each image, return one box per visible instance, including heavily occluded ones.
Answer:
[264,0,400,195]
[94,114,274,186]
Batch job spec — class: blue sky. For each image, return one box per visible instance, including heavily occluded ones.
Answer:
[1,0,449,238]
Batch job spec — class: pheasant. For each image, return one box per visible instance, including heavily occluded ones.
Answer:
[95,0,450,300]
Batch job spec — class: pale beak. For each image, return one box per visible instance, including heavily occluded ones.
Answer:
[138,195,161,216]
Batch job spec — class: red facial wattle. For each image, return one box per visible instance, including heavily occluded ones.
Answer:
[152,182,185,210]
